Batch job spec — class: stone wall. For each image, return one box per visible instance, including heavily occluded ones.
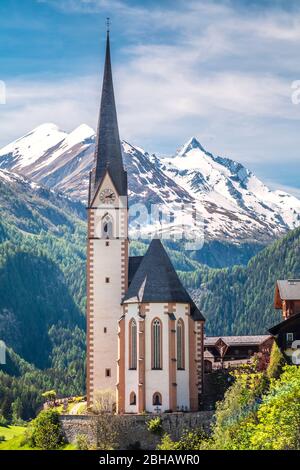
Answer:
[60,412,214,450]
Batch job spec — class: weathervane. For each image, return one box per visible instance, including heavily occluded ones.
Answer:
[106,17,110,33]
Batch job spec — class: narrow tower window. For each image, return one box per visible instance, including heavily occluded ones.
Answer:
[101,213,113,238]
[177,319,185,370]
[129,319,137,370]
[129,392,136,406]
[152,318,162,370]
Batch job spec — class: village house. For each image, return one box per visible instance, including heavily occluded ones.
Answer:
[269,279,300,363]
[203,335,273,372]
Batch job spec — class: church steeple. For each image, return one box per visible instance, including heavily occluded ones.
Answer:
[90,26,127,204]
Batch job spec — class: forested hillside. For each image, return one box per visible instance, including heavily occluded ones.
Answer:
[0,170,299,421]
[194,227,300,335]
[0,173,87,420]
[0,173,86,366]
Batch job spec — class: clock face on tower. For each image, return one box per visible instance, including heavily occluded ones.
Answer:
[99,188,116,204]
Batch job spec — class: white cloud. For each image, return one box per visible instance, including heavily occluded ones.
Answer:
[1,0,299,193]
[0,76,100,145]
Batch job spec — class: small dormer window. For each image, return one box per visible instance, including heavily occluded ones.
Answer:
[287,333,294,344]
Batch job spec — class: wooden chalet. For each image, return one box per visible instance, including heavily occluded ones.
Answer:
[269,279,300,364]
[204,335,273,371]
[274,279,300,319]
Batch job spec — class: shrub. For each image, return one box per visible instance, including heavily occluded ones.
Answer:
[147,417,162,435]
[92,389,115,414]
[75,434,90,450]
[0,415,8,427]
[267,342,286,379]
[158,428,208,450]
[250,366,300,450]
[30,409,64,450]
[0,435,5,443]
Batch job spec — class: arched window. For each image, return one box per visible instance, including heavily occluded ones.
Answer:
[101,213,113,238]
[177,319,185,370]
[129,319,137,370]
[152,318,162,370]
[129,391,136,406]
[152,392,162,406]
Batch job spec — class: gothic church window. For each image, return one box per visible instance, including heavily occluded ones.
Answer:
[177,319,185,370]
[129,319,137,370]
[152,318,162,370]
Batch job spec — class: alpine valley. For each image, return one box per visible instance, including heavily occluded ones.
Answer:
[0,123,299,267]
[0,124,299,420]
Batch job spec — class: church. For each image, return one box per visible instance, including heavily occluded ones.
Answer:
[86,30,205,414]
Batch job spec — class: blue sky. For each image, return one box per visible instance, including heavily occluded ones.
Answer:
[0,0,300,196]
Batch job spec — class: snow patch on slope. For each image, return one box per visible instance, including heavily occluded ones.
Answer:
[0,124,67,170]
[0,127,299,244]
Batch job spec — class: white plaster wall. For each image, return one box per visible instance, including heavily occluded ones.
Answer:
[145,304,170,413]
[91,240,123,395]
[122,301,193,413]
[89,173,128,401]
[124,304,139,413]
[175,305,190,410]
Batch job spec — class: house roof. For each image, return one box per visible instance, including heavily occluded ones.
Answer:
[269,311,300,336]
[123,239,205,321]
[204,335,271,347]
[128,256,143,287]
[276,280,300,301]
[204,350,215,359]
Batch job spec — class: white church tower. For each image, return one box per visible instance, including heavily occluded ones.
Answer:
[86,29,128,407]
[86,28,205,412]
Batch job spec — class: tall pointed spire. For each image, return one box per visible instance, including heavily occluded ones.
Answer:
[90,25,127,203]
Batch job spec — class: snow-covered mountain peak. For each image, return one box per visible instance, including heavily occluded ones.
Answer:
[122,140,149,158]
[0,123,67,171]
[69,124,95,142]
[176,137,207,157]
[0,124,299,244]
[29,122,62,134]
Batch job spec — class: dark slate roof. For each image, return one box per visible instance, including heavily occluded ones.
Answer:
[89,31,127,204]
[128,256,143,287]
[123,239,205,321]
[204,335,271,347]
[269,312,300,335]
[277,280,300,301]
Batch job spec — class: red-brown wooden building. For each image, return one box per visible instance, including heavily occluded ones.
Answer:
[269,279,300,364]
[204,335,273,372]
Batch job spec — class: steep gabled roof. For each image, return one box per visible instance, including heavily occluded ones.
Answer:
[204,335,271,347]
[269,311,300,336]
[89,31,127,204]
[276,280,300,302]
[123,239,204,321]
[128,256,143,287]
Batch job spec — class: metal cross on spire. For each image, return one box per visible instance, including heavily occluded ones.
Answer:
[106,17,110,33]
